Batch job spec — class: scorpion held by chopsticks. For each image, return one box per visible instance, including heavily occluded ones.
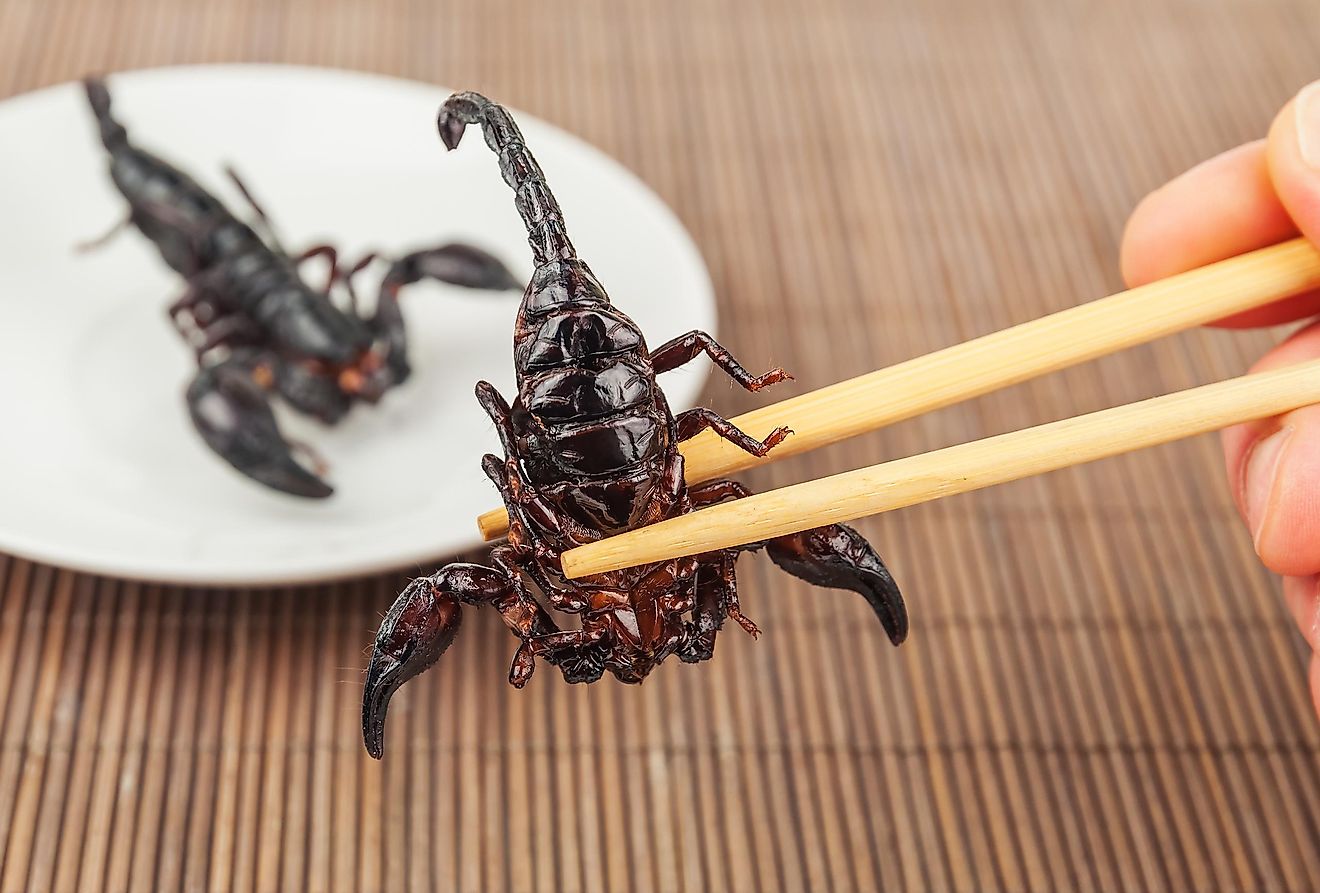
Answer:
[362,91,908,758]
[82,77,521,497]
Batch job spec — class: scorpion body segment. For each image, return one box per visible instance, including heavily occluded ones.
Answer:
[363,93,909,758]
[84,77,521,495]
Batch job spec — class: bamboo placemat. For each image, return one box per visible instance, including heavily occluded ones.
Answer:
[4,0,1320,890]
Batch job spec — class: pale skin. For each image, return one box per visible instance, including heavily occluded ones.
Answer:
[1122,80,1320,719]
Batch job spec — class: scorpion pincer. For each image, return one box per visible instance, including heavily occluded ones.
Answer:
[83,77,522,497]
[362,92,907,758]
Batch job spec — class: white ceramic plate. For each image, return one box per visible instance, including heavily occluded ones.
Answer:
[0,65,715,585]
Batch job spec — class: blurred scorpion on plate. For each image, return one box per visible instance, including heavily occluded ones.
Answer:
[363,92,908,758]
[82,77,522,497]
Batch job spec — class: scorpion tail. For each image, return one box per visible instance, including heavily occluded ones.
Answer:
[83,76,129,150]
[437,91,575,265]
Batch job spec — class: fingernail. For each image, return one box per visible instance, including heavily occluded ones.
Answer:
[1244,426,1293,544]
[1295,82,1320,169]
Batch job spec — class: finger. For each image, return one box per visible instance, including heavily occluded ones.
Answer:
[1220,321,1320,575]
[1121,139,1320,328]
[1284,574,1320,650]
[1311,654,1320,721]
[1122,141,1293,284]
[1268,81,1320,252]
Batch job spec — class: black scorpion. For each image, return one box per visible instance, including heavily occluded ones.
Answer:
[84,77,521,496]
[362,92,908,757]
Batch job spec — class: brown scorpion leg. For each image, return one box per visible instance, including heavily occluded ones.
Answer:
[679,558,725,663]
[678,552,758,663]
[293,244,341,294]
[486,544,569,687]
[75,215,133,253]
[523,625,609,685]
[674,407,790,457]
[474,382,597,544]
[192,312,263,357]
[686,481,761,637]
[475,383,596,614]
[690,479,908,646]
[363,561,558,758]
[167,282,209,333]
[649,330,793,391]
[481,453,593,614]
[224,165,290,255]
[168,256,260,355]
[337,251,379,316]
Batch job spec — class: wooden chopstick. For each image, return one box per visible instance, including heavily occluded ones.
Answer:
[560,358,1320,578]
[477,237,1320,541]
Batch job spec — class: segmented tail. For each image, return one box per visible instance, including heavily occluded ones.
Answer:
[437,91,575,265]
[83,77,128,150]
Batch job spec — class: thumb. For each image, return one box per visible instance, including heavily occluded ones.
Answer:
[1268,81,1320,243]
[1219,82,1320,576]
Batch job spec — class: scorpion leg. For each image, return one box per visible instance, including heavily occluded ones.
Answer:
[690,479,908,645]
[293,244,341,294]
[338,251,378,317]
[75,215,132,253]
[474,380,520,456]
[167,283,207,332]
[680,550,760,665]
[524,625,609,684]
[168,265,253,350]
[186,351,334,498]
[649,330,793,391]
[192,313,263,357]
[680,559,724,663]
[224,165,289,254]
[475,382,601,552]
[487,543,568,685]
[675,407,791,457]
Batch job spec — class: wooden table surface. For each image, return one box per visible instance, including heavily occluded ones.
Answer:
[3,0,1320,890]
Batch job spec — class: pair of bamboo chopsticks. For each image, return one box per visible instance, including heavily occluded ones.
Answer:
[474,238,1320,579]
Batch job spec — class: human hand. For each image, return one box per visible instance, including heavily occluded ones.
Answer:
[1121,81,1320,718]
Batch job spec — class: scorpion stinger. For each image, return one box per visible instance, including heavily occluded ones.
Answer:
[363,92,909,758]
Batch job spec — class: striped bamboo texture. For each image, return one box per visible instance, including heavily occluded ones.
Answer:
[4,0,1320,890]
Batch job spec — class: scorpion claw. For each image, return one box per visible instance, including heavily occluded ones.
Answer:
[363,576,465,759]
[766,523,908,645]
[368,246,522,386]
[384,244,522,294]
[186,359,334,498]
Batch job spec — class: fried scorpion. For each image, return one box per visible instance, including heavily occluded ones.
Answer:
[362,92,907,757]
[84,77,521,496]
